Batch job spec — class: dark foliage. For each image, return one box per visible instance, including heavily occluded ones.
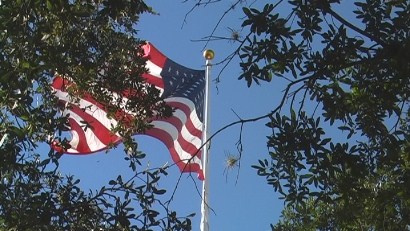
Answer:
[236,1,410,229]
[0,1,191,230]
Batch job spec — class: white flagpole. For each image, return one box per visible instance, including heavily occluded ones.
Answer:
[200,49,214,231]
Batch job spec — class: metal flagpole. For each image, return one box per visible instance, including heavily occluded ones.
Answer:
[200,49,214,231]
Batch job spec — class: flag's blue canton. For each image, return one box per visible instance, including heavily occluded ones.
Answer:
[161,59,206,122]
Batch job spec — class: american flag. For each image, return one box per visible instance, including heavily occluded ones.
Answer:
[52,42,205,179]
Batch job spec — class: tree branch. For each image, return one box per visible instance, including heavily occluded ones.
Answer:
[326,7,386,46]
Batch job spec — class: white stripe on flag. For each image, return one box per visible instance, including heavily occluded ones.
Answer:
[146,60,163,78]
[150,120,202,165]
[63,111,107,153]
[165,97,203,130]
[167,109,203,149]
[55,89,120,133]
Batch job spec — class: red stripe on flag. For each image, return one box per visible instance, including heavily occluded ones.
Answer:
[143,43,167,68]
[154,115,203,158]
[67,117,91,153]
[66,103,120,146]
[142,73,165,89]
[166,101,203,138]
[145,127,203,180]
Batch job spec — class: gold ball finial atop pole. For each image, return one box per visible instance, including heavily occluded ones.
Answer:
[203,49,215,60]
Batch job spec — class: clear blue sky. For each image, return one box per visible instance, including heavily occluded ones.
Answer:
[58,1,285,230]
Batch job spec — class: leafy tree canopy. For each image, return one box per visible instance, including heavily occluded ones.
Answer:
[2,0,410,230]
[195,0,410,229]
[1,1,189,230]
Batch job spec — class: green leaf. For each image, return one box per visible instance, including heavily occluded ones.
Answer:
[153,188,166,195]
[46,0,53,10]
[21,61,31,69]
[290,109,296,122]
